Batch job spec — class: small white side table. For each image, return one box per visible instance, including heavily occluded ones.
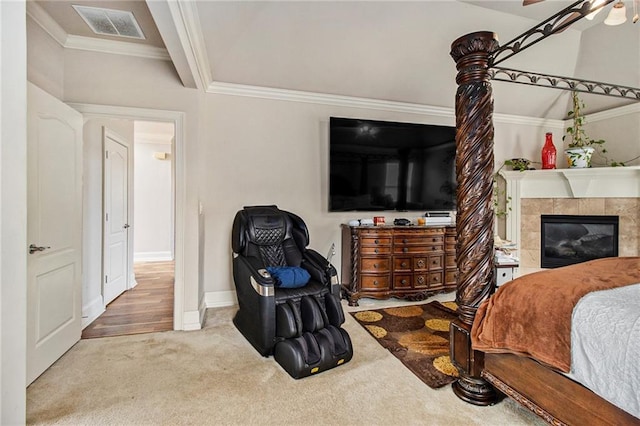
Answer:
[495,264,519,287]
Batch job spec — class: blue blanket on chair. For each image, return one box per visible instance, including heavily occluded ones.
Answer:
[266,266,310,288]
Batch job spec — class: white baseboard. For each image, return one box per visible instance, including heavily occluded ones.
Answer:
[128,273,137,290]
[134,251,173,262]
[82,295,105,329]
[182,309,203,331]
[182,294,208,331]
[204,290,237,308]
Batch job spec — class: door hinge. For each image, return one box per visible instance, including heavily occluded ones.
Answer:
[106,213,109,221]
[105,151,109,159]
[105,275,108,283]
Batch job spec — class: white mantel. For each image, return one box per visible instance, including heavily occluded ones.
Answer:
[501,166,640,248]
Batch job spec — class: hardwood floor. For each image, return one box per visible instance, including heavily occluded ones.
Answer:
[81,261,174,339]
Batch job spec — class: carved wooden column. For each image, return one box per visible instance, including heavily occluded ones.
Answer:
[449,31,499,406]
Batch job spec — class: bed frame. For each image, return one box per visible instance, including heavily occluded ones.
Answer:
[448,3,640,424]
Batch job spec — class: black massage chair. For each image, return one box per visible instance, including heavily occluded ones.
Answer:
[231,205,353,378]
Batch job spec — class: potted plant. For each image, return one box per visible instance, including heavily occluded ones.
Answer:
[563,91,605,168]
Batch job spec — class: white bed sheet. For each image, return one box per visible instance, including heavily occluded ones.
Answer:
[570,283,640,419]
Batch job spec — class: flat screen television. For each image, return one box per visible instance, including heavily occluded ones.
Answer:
[329,117,456,212]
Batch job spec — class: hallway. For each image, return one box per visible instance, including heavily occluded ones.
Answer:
[81,261,174,339]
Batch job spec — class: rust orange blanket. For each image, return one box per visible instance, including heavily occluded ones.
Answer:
[472,257,640,373]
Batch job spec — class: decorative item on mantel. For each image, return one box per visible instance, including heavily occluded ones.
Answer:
[563,91,605,169]
[505,158,533,171]
[541,132,557,169]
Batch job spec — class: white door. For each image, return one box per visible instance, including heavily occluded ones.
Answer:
[103,130,130,305]
[27,83,83,384]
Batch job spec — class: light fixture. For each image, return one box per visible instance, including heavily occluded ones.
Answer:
[586,0,608,20]
[604,0,627,25]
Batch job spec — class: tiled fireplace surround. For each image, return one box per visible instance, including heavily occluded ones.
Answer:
[501,167,640,274]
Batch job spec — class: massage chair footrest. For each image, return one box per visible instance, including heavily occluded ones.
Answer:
[273,327,353,379]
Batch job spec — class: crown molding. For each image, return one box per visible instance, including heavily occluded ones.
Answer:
[65,35,170,60]
[207,81,565,128]
[587,102,640,122]
[27,1,170,61]
[208,81,455,119]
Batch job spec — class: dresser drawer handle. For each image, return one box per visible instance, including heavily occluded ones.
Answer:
[432,260,438,265]
[374,239,379,244]
[432,238,438,242]
[417,260,425,268]
[403,238,408,243]
[417,276,425,285]
[432,247,436,251]
[432,276,439,282]
[401,279,407,285]
[403,247,408,253]
[401,262,408,268]
[373,263,378,268]
[373,280,379,286]
[375,248,379,254]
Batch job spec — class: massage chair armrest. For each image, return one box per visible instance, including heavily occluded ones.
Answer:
[232,255,277,356]
[233,255,276,296]
[302,249,340,297]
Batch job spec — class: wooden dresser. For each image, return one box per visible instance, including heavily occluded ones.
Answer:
[341,225,457,306]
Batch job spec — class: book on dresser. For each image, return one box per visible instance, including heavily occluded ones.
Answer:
[340,224,458,306]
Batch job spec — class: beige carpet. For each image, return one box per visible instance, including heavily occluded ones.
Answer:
[27,302,545,425]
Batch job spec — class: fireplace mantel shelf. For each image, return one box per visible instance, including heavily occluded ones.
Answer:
[501,166,640,199]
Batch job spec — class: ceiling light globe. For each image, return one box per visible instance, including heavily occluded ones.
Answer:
[604,1,627,25]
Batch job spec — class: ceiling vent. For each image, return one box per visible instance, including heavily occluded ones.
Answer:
[72,5,145,40]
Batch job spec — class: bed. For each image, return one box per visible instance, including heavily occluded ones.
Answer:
[448,2,640,425]
[473,258,640,423]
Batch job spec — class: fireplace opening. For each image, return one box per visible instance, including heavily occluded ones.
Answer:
[541,215,619,269]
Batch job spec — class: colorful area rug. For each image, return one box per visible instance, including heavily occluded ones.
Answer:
[351,301,459,389]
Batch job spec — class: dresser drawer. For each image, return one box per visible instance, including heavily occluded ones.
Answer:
[361,258,391,273]
[361,245,392,255]
[445,269,458,285]
[395,235,443,245]
[393,274,412,289]
[429,272,443,285]
[445,253,457,267]
[361,237,392,247]
[393,257,412,271]
[360,275,390,290]
[394,244,443,254]
[428,254,443,269]
[397,228,443,236]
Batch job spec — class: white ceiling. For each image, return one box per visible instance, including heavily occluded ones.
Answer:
[31,0,640,119]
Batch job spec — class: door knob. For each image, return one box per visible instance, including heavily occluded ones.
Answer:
[29,244,50,254]
[123,224,130,229]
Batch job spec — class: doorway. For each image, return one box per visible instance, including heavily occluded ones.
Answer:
[82,119,176,339]
[69,103,188,332]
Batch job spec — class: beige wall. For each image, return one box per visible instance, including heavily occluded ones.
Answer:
[133,138,173,260]
[583,110,640,167]
[26,15,64,100]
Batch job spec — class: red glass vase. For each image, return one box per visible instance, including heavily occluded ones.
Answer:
[541,132,557,169]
